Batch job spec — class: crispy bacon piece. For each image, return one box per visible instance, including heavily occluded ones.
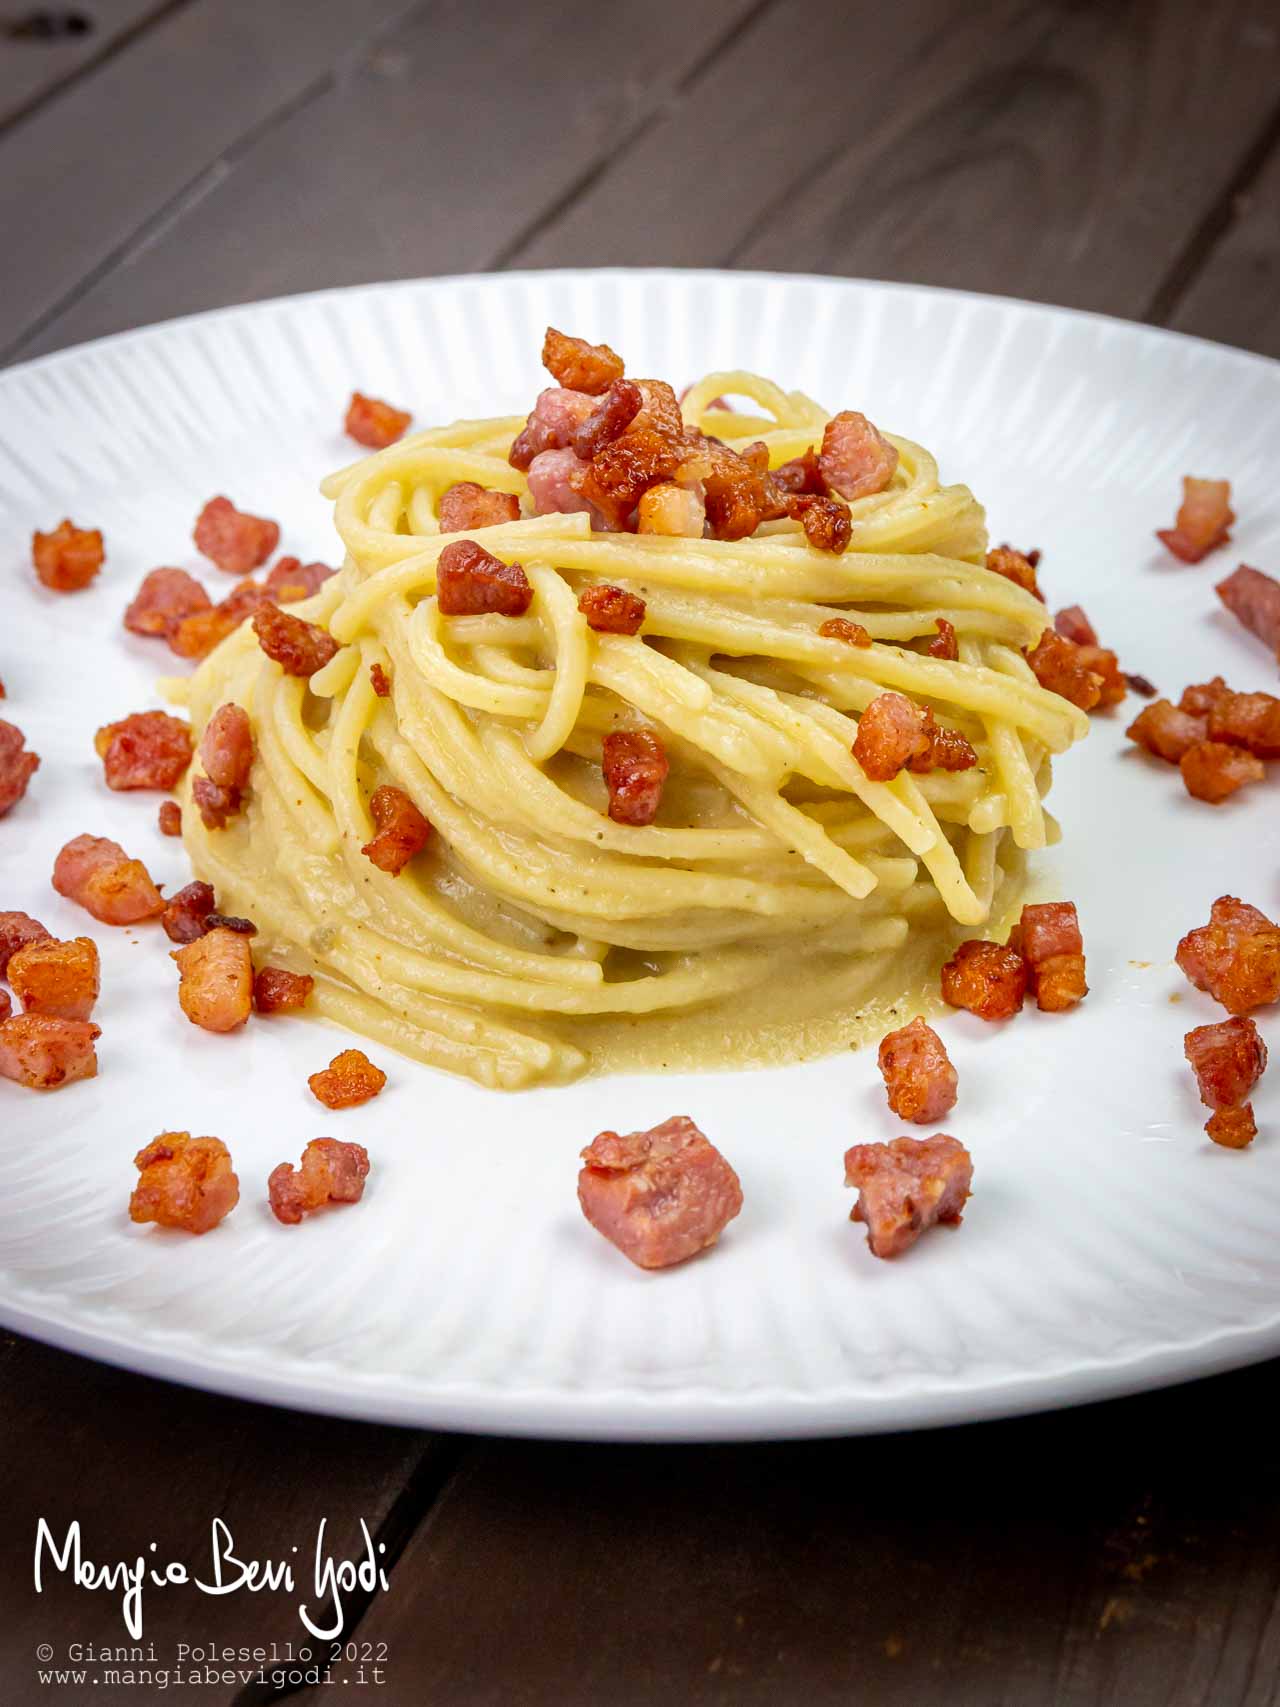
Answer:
[123,567,211,637]
[941,939,1027,1021]
[877,1018,958,1123]
[0,721,39,816]
[542,327,624,395]
[1025,630,1103,711]
[94,710,192,792]
[1125,699,1207,764]
[129,1133,239,1234]
[986,545,1042,600]
[437,481,521,532]
[268,1138,370,1225]
[436,539,533,617]
[345,391,411,449]
[928,618,958,660]
[578,584,646,635]
[1076,644,1127,708]
[911,718,978,774]
[171,926,253,1032]
[253,965,314,1013]
[194,496,279,575]
[602,729,668,826]
[1010,901,1087,1012]
[370,662,391,697]
[510,387,597,472]
[32,520,104,592]
[852,692,931,781]
[191,777,240,831]
[787,493,852,554]
[167,581,273,662]
[52,834,164,925]
[161,880,216,944]
[1176,896,1280,1015]
[1216,565,1280,661]
[309,1048,387,1108]
[843,1134,973,1259]
[206,911,256,934]
[699,441,768,542]
[264,557,335,603]
[0,989,8,1022]
[251,602,339,676]
[0,911,52,977]
[577,1114,743,1269]
[362,784,431,875]
[631,379,686,440]
[576,428,684,530]
[0,1014,99,1090]
[1184,1017,1266,1151]
[636,481,706,537]
[8,935,99,1021]
[819,616,872,647]
[1157,477,1234,563]
[772,445,826,496]
[818,411,898,501]
[1053,605,1098,646]
[1204,689,1280,758]
[1180,677,1230,717]
[200,702,253,792]
[1179,739,1263,804]
[570,379,644,461]
[158,801,182,836]
[526,447,599,520]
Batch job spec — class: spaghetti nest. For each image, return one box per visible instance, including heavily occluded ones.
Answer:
[181,369,1087,1089]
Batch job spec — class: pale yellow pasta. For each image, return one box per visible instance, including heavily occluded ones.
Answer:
[180,368,1085,1088]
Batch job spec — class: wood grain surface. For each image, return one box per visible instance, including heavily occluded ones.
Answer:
[2,0,1280,1701]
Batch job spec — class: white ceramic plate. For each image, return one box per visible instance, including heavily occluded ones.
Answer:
[2,271,1279,1440]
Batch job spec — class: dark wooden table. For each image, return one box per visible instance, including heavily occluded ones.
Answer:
[3,3,1279,1702]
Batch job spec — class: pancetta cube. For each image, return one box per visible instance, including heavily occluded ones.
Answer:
[577,1115,743,1269]
[844,1134,973,1259]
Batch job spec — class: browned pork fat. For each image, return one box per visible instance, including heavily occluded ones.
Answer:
[1176,897,1280,1015]
[52,834,164,925]
[130,1133,239,1234]
[269,1138,370,1225]
[844,1134,973,1259]
[0,1015,100,1090]
[1216,565,1280,660]
[577,1115,743,1269]
[877,1018,958,1123]
[1184,1017,1267,1149]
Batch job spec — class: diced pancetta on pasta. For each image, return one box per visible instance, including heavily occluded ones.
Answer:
[602,729,668,826]
[818,411,899,501]
[94,710,192,792]
[32,520,104,591]
[194,496,279,575]
[52,834,164,924]
[0,721,39,816]
[436,539,533,617]
[852,692,931,780]
[578,583,646,634]
[577,1114,743,1269]
[986,545,1042,600]
[819,617,872,647]
[1206,690,1280,758]
[0,1014,100,1090]
[510,389,597,473]
[1179,739,1263,804]
[1053,606,1098,646]
[200,702,253,790]
[129,1133,239,1234]
[123,567,211,637]
[1126,700,1207,764]
[1184,1017,1266,1149]
[1176,897,1280,1015]
[158,801,182,836]
[437,481,521,532]
[370,663,391,697]
[252,603,339,675]
[571,379,644,461]
[0,912,52,977]
[161,880,216,945]
[1010,901,1087,1012]
[264,557,336,602]
[361,784,431,875]
[786,493,853,554]
[1025,630,1103,711]
[268,1138,370,1225]
[308,1048,387,1108]
[843,1134,973,1259]
[928,617,958,660]
[941,939,1027,1020]
[636,481,706,537]
[1156,477,1233,563]
[253,966,314,1013]
[171,926,253,1032]
[541,327,625,395]
[7,935,99,1021]
[345,392,411,449]
[1216,564,1280,660]
[877,1017,958,1122]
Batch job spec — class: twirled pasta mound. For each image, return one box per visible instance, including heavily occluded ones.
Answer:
[180,366,1087,1089]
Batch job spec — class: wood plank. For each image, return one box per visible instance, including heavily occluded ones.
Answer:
[0,0,417,358]
[1168,128,1280,358]
[7,0,761,361]
[0,1331,458,1706]
[310,1362,1280,1707]
[510,0,1280,325]
[0,0,173,132]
